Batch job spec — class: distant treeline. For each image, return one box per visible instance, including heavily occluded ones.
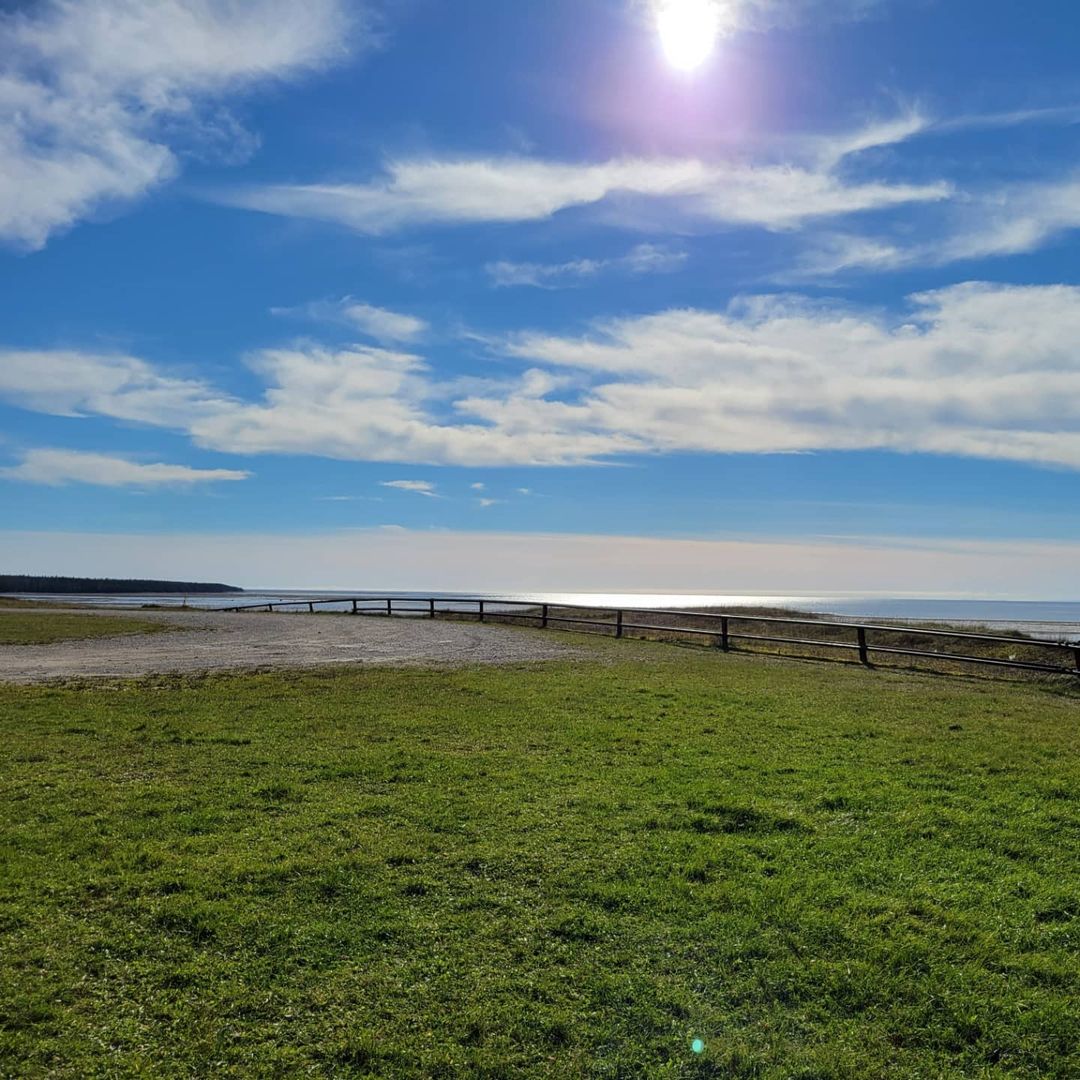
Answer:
[0,575,242,595]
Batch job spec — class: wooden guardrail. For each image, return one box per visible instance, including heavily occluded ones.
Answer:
[216,596,1080,679]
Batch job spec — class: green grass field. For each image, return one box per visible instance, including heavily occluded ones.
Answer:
[0,610,165,645]
[1,640,1077,1077]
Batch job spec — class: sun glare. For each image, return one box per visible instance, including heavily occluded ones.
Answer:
[656,0,722,71]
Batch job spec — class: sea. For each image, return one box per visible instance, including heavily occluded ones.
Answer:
[8,590,1080,642]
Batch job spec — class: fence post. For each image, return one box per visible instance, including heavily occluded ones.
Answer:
[720,616,730,652]
[541,603,549,628]
[386,598,392,617]
[429,598,436,619]
[352,599,358,615]
[308,602,314,613]
[1073,646,1080,675]
[857,626,869,666]
[615,610,623,638]
[478,600,485,622]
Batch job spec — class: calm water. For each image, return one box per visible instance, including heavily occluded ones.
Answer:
[8,590,1080,641]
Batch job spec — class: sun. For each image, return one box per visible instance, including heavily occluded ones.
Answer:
[655,0,723,71]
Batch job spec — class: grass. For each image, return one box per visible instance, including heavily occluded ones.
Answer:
[1,640,1077,1077]
[0,611,165,646]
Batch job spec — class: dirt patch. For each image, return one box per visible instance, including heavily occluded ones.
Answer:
[0,608,587,683]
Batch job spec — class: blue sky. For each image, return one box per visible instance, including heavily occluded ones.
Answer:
[2,0,1080,594]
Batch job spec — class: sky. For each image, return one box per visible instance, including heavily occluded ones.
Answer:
[2,0,1080,595]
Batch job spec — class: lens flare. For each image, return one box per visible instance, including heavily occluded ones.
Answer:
[656,0,723,71]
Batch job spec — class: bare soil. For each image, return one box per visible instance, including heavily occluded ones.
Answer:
[0,607,585,683]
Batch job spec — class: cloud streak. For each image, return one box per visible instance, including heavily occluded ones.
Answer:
[793,174,1080,277]
[273,298,428,342]
[0,448,249,487]
[487,243,688,288]
[220,147,950,235]
[380,479,439,496]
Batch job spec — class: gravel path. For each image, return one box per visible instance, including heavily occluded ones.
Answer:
[0,608,587,683]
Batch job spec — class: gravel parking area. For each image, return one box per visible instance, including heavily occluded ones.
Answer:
[0,608,587,683]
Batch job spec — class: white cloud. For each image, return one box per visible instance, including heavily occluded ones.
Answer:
[937,177,1080,262]
[2,526,1079,598]
[221,148,950,235]
[488,282,1080,469]
[487,243,688,288]
[794,175,1080,278]
[487,258,600,289]
[4,283,1080,471]
[470,482,486,491]
[0,349,233,425]
[0,0,355,250]
[381,479,438,496]
[0,448,249,487]
[476,498,500,508]
[809,112,928,168]
[6,341,626,467]
[786,232,910,278]
[341,302,427,343]
[273,297,428,342]
[183,344,634,466]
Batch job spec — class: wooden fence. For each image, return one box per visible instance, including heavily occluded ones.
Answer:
[217,596,1080,680]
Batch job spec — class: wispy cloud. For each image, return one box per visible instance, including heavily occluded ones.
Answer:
[273,297,428,342]
[219,138,950,235]
[0,0,360,251]
[793,174,1080,278]
[804,110,929,168]
[936,177,1080,262]
[781,102,1080,278]
[800,102,1080,169]
[487,243,687,288]
[341,302,428,343]
[930,102,1080,136]
[0,449,249,488]
[380,479,439,496]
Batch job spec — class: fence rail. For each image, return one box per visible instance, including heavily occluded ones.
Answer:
[216,596,1080,679]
